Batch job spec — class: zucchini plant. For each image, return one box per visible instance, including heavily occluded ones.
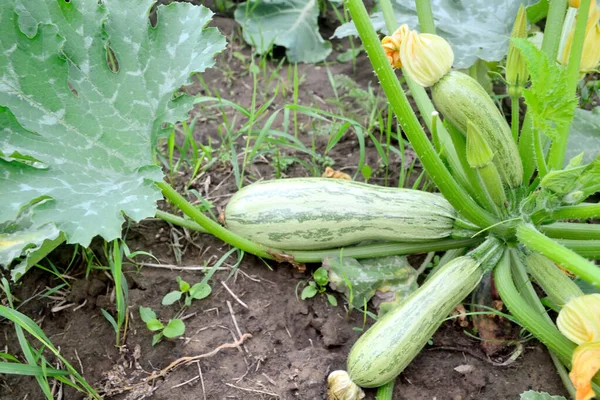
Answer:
[1,0,599,399]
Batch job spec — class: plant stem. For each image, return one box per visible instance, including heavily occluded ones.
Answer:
[415,0,436,34]
[555,239,600,259]
[510,96,520,142]
[155,210,208,233]
[539,222,600,240]
[510,249,577,398]
[290,238,481,263]
[495,250,576,366]
[344,0,501,234]
[378,0,398,34]
[531,203,600,223]
[375,379,395,399]
[533,129,548,178]
[517,223,600,286]
[547,0,591,170]
[157,181,274,259]
[518,116,536,184]
[541,0,568,61]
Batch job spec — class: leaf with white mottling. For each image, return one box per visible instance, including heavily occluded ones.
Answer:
[0,0,226,267]
[334,0,536,69]
[566,107,600,165]
[234,0,331,63]
[520,390,567,400]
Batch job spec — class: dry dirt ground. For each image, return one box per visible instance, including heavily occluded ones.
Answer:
[1,11,570,400]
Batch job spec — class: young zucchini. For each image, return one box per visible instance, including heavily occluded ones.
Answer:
[225,178,467,250]
[327,238,502,397]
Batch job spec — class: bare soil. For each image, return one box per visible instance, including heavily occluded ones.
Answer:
[1,13,569,400]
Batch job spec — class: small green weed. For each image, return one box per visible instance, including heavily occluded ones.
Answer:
[300,267,338,306]
[139,306,186,346]
[162,276,212,307]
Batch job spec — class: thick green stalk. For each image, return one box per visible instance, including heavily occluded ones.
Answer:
[540,222,600,240]
[415,0,436,34]
[158,181,274,259]
[541,0,568,61]
[344,0,501,233]
[556,239,600,259]
[495,250,576,366]
[547,0,591,170]
[375,379,394,399]
[510,249,577,398]
[518,117,536,184]
[155,210,208,233]
[291,238,481,263]
[532,203,600,223]
[378,0,398,34]
[510,97,520,142]
[517,223,600,286]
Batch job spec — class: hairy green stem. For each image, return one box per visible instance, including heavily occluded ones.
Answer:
[510,96,520,142]
[510,249,577,398]
[378,0,398,34]
[547,0,591,170]
[155,210,208,233]
[495,250,575,366]
[541,0,568,61]
[518,117,536,184]
[517,223,600,286]
[531,203,600,223]
[415,0,436,34]
[375,379,395,399]
[540,222,600,240]
[556,239,600,259]
[344,0,501,234]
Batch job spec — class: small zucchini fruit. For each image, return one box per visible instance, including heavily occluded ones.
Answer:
[432,71,523,188]
[224,178,471,250]
[327,238,503,397]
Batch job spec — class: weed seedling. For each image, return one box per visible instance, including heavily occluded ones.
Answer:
[139,306,186,346]
[301,267,338,306]
[162,276,212,307]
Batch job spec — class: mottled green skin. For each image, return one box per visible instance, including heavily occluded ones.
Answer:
[224,178,456,250]
[347,256,482,387]
[432,71,523,188]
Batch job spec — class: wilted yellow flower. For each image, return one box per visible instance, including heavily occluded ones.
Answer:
[557,293,600,344]
[570,0,582,7]
[400,27,454,87]
[381,25,409,69]
[381,24,454,87]
[559,0,600,73]
[327,370,365,400]
[569,342,600,400]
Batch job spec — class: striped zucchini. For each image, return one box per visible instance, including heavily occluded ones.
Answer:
[225,178,465,250]
[432,71,523,188]
[340,238,502,388]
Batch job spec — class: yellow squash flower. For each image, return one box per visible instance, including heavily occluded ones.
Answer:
[557,293,600,344]
[381,24,454,87]
[557,294,600,400]
[570,342,600,400]
[559,0,600,73]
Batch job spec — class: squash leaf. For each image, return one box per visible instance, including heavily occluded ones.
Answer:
[566,107,600,165]
[234,0,331,63]
[0,0,226,270]
[520,390,567,400]
[511,38,578,141]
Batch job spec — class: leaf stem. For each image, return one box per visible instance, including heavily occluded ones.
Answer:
[415,0,436,34]
[547,0,591,170]
[531,203,600,223]
[494,250,575,366]
[155,210,208,233]
[541,0,568,61]
[375,379,395,399]
[510,96,520,142]
[344,0,501,234]
[555,239,600,259]
[378,0,398,34]
[539,222,600,240]
[517,222,600,286]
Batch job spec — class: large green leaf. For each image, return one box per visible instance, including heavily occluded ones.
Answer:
[334,0,536,69]
[0,0,226,269]
[234,0,331,63]
[566,107,600,165]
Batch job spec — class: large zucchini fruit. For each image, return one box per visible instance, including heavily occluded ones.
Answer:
[225,178,464,250]
[327,238,502,397]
